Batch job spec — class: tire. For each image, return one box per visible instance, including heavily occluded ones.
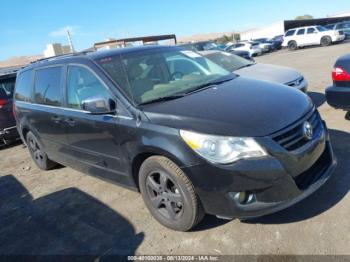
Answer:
[26,131,56,170]
[139,156,204,231]
[288,41,298,51]
[321,36,332,47]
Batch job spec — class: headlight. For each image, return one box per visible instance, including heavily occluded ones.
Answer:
[180,130,267,164]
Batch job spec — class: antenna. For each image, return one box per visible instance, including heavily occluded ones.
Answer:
[67,30,75,53]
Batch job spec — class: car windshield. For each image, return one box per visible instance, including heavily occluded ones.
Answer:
[97,48,232,105]
[0,77,15,99]
[317,26,328,32]
[203,51,254,72]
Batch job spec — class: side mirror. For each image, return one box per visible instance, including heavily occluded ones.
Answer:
[82,96,116,115]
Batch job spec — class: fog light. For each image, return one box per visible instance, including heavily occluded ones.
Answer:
[238,191,248,204]
[231,191,255,205]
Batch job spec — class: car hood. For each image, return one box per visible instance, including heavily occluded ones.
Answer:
[142,77,313,137]
[235,63,302,85]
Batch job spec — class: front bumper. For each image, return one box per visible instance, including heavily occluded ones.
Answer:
[0,126,19,144]
[184,118,336,219]
[325,85,350,110]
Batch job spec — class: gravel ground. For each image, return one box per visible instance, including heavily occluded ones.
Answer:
[1,42,350,256]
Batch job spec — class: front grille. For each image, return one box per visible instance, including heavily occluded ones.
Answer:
[272,110,322,151]
[294,145,331,190]
[286,76,304,87]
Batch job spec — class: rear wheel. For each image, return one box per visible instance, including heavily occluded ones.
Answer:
[26,131,56,170]
[288,41,298,51]
[321,36,332,47]
[139,156,204,231]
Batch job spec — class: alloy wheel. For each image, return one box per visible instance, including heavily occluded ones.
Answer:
[146,170,184,220]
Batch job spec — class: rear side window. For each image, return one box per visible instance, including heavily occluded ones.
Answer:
[307,28,316,34]
[285,30,296,37]
[15,70,33,102]
[34,67,62,106]
[297,29,305,35]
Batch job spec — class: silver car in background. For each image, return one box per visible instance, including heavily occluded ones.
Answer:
[199,50,308,92]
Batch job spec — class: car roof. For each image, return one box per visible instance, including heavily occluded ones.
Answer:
[198,50,223,56]
[22,45,181,71]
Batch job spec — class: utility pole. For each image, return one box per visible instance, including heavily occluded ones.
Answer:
[67,30,75,53]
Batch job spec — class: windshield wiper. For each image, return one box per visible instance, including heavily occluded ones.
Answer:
[138,94,185,105]
[184,76,235,95]
[236,63,254,70]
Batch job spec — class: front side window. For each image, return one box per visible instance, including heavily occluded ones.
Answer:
[307,28,316,34]
[66,66,111,110]
[34,67,62,106]
[97,48,231,105]
[15,70,33,102]
[297,29,305,35]
[285,30,296,37]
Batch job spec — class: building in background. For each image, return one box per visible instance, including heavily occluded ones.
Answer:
[241,12,350,40]
[43,43,73,58]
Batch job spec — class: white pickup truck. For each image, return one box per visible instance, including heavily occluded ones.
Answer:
[282,25,345,50]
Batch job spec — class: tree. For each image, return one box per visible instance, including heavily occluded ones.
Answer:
[295,14,314,20]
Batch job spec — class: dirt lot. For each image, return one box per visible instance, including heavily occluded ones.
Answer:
[1,43,350,256]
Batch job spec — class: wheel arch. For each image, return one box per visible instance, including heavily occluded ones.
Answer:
[130,146,192,191]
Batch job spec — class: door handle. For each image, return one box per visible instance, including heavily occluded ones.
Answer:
[65,118,76,126]
[51,115,61,123]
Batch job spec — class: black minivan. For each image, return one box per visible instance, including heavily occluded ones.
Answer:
[14,46,336,231]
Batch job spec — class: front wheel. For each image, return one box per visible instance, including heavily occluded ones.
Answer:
[139,156,204,231]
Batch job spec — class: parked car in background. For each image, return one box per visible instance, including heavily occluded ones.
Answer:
[0,67,20,146]
[179,41,218,51]
[326,53,350,110]
[180,41,253,61]
[226,42,263,57]
[254,38,282,50]
[199,50,307,92]
[325,21,350,39]
[282,25,345,50]
[272,35,284,44]
[226,49,254,61]
[250,40,273,52]
[14,46,335,231]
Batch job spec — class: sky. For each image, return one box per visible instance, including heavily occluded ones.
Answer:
[1,0,350,60]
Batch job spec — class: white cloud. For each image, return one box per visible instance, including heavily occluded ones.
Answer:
[49,25,80,37]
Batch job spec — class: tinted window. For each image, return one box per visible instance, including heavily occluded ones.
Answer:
[316,26,327,32]
[0,77,16,99]
[34,67,62,106]
[15,70,32,102]
[285,30,296,36]
[67,66,111,109]
[324,25,334,30]
[297,29,305,35]
[307,28,316,34]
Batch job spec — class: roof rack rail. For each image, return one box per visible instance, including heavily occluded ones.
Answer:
[30,50,95,65]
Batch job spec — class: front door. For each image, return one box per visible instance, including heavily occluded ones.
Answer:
[62,65,130,185]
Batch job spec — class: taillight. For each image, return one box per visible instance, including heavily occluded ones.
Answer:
[332,67,350,82]
[0,99,7,109]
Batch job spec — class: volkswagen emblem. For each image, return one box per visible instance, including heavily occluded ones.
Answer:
[303,121,313,140]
